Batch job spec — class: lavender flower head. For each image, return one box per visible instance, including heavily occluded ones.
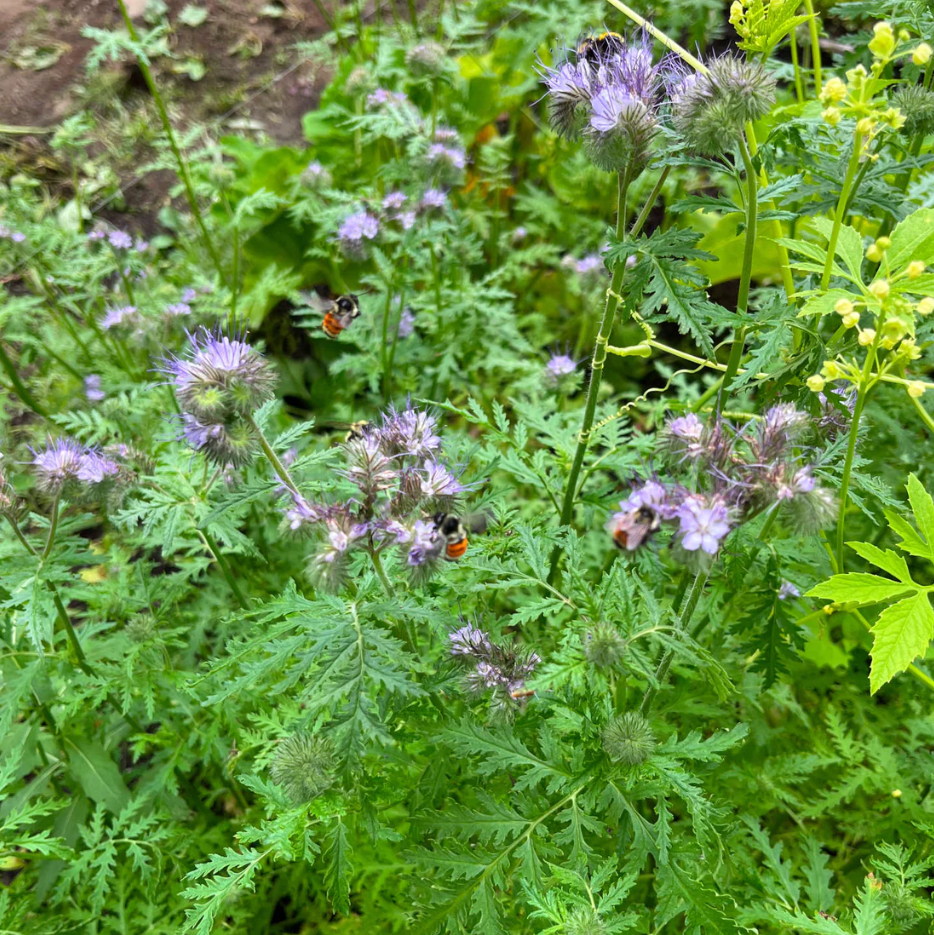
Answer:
[366,88,408,108]
[546,352,576,377]
[575,254,604,278]
[450,622,492,656]
[31,437,85,495]
[77,450,120,485]
[426,144,466,172]
[543,349,580,391]
[338,211,379,259]
[677,497,731,555]
[165,302,191,319]
[420,461,465,505]
[397,307,415,338]
[108,230,133,250]
[84,374,105,403]
[163,328,276,422]
[433,126,460,143]
[422,189,447,210]
[538,57,595,139]
[102,305,137,331]
[383,191,407,210]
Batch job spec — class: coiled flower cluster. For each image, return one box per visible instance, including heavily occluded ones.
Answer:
[538,31,662,174]
[606,405,836,566]
[160,328,277,467]
[449,620,540,713]
[29,436,132,504]
[285,405,469,590]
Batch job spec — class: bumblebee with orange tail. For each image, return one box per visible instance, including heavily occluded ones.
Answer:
[302,292,361,339]
[576,30,624,64]
[432,511,489,561]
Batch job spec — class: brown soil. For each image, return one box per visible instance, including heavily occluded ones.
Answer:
[0,0,331,140]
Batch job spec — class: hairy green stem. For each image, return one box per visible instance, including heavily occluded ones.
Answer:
[641,569,709,715]
[803,0,822,95]
[717,136,758,414]
[370,548,393,596]
[115,0,223,279]
[820,131,864,291]
[550,169,633,574]
[202,530,249,610]
[251,417,302,498]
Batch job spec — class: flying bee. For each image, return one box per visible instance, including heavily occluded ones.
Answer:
[344,420,373,443]
[432,511,489,561]
[576,30,625,65]
[300,291,361,338]
[607,504,661,552]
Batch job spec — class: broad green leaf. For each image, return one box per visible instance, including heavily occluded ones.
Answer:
[884,507,932,559]
[888,207,934,271]
[812,217,863,280]
[63,739,131,814]
[906,473,934,550]
[796,288,856,319]
[869,590,934,693]
[806,573,916,605]
[846,541,912,582]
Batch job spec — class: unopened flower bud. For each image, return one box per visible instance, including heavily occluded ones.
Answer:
[822,106,842,126]
[583,623,627,668]
[821,76,847,104]
[406,40,448,77]
[807,375,826,392]
[918,296,934,315]
[869,21,896,59]
[907,260,926,278]
[859,328,877,345]
[269,733,334,804]
[602,712,655,765]
[908,380,926,398]
[843,311,860,328]
[834,298,854,316]
[857,117,876,135]
[913,42,933,65]
[869,279,890,300]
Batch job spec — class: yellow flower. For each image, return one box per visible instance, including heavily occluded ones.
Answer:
[822,107,842,126]
[908,381,926,398]
[820,76,847,104]
[822,360,842,379]
[857,117,876,135]
[913,42,933,65]
[869,21,896,59]
[843,311,861,328]
[866,243,883,262]
[918,297,934,315]
[858,328,876,346]
[834,298,854,316]
[806,375,826,393]
[907,260,926,279]
[869,279,890,300]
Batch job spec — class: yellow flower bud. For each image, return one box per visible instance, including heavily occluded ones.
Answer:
[822,360,842,379]
[869,279,890,300]
[846,64,868,83]
[882,107,906,130]
[857,117,876,135]
[866,243,883,262]
[834,298,854,316]
[843,311,861,328]
[820,76,847,104]
[892,788,902,797]
[913,42,933,65]
[869,21,896,59]
[807,374,826,393]
[918,297,934,315]
[908,381,926,398]
[900,339,921,360]
[876,236,891,250]
[858,328,876,346]
[899,29,910,41]
[907,260,925,278]
[822,107,842,126]
[823,603,835,615]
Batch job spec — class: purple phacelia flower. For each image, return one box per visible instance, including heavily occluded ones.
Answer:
[285,492,325,530]
[31,437,85,495]
[0,225,26,243]
[407,518,443,566]
[77,451,120,485]
[383,191,407,210]
[161,327,276,420]
[165,302,191,318]
[397,211,416,230]
[382,405,441,458]
[538,57,594,139]
[108,230,133,250]
[778,580,800,600]
[546,353,576,377]
[420,461,464,501]
[575,254,603,276]
[426,144,466,170]
[618,479,679,519]
[367,88,407,108]
[776,465,816,501]
[677,498,731,554]
[450,623,492,656]
[512,227,528,243]
[397,307,415,338]
[135,238,149,252]
[338,211,379,258]
[422,188,447,210]
[84,374,105,403]
[101,305,137,330]
[181,287,198,303]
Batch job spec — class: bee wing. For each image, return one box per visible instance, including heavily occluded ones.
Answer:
[299,291,334,313]
[464,512,491,535]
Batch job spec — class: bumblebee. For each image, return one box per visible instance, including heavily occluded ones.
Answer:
[303,291,361,338]
[344,420,373,443]
[576,30,625,65]
[432,511,489,561]
[608,504,661,552]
